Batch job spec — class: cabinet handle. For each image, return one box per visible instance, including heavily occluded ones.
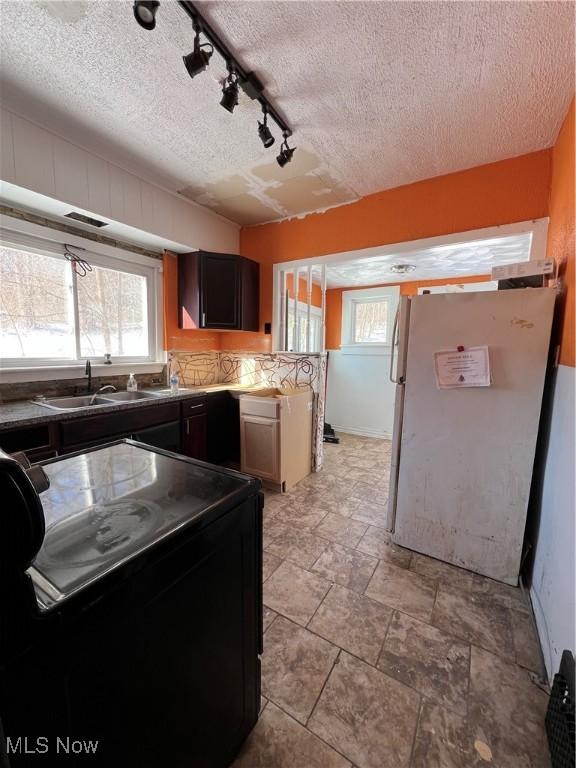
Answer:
[202,312,206,326]
[188,404,203,410]
[186,421,190,435]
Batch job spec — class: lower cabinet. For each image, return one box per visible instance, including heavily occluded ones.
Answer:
[240,415,280,482]
[182,413,208,461]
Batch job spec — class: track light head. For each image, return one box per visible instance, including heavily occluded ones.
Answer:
[183,30,213,80]
[220,70,239,113]
[258,111,275,148]
[133,1,159,30]
[276,135,295,167]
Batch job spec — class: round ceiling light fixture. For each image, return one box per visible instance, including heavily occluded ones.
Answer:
[133,1,159,31]
[389,264,416,274]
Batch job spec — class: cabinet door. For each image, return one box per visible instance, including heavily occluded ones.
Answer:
[240,256,260,332]
[183,413,208,461]
[240,416,280,481]
[207,392,233,464]
[200,252,240,329]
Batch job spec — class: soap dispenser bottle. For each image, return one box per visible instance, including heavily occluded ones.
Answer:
[127,373,137,392]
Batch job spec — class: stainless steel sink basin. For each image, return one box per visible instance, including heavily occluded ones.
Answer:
[99,391,157,402]
[33,395,114,411]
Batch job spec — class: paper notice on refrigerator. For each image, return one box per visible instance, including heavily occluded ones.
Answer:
[434,346,491,389]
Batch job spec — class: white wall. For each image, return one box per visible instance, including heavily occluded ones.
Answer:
[325,349,396,438]
[530,363,575,681]
[0,104,239,253]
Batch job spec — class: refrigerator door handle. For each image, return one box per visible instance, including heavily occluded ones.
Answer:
[389,307,400,383]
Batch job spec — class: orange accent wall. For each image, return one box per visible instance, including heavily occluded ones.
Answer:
[236,150,552,352]
[546,98,575,368]
[325,274,491,349]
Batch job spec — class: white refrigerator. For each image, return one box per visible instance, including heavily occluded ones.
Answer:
[387,287,556,585]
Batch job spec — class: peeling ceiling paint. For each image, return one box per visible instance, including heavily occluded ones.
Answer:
[0,1,573,226]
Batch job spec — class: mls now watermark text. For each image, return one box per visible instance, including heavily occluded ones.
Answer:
[6,736,99,756]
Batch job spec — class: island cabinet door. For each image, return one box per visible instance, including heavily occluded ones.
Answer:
[240,415,280,482]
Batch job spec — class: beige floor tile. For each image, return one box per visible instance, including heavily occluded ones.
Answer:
[355,526,412,568]
[377,611,470,713]
[409,552,475,592]
[311,543,378,593]
[263,517,292,549]
[468,646,551,767]
[411,700,492,768]
[509,607,543,673]
[263,551,283,582]
[365,560,437,622]
[308,585,393,664]
[266,529,330,569]
[232,701,351,768]
[350,482,388,505]
[433,585,515,660]
[262,617,339,724]
[308,651,420,768]
[274,503,329,532]
[349,500,389,528]
[263,606,278,631]
[471,572,528,610]
[264,560,331,625]
[314,513,368,547]
[296,491,354,516]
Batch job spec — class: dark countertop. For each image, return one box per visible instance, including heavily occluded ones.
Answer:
[0,384,264,431]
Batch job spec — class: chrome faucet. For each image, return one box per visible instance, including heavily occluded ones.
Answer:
[89,385,117,405]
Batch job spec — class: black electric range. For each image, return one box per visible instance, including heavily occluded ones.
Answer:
[1,440,263,768]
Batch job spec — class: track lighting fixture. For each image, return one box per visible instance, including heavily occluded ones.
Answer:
[183,26,213,80]
[258,109,275,148]
[276,134,296,167]
[220,69,239,114]
[133,1,159,31]
[131,1,294,150]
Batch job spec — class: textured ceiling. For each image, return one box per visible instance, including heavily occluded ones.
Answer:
[0,1,574,226]
[324,233,532,288]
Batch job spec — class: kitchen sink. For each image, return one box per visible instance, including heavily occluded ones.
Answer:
[99,391,157,402]
[33,395,115,411]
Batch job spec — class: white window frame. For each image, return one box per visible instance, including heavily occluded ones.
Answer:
[0,218,164,382]
[341,285,400,352]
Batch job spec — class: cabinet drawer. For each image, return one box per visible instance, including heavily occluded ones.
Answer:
[182,398,207,418]
[60,403,180,447]
[239,397,279,420]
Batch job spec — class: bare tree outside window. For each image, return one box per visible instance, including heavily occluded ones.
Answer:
[0,246,75,358]
[353,299,389,343]
[77,264,148,357]
[1,245,150,361]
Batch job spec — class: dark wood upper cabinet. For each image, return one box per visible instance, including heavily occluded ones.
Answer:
[178,250,259,331]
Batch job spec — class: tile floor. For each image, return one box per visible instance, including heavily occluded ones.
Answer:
[232,434,551,768]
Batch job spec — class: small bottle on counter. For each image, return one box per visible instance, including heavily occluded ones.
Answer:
[127,373,138,392]
[170,371,179,393]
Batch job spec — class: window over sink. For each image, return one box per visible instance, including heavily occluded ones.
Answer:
[0,228,162,370]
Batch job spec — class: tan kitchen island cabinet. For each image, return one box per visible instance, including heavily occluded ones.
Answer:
[239,388,313,491]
